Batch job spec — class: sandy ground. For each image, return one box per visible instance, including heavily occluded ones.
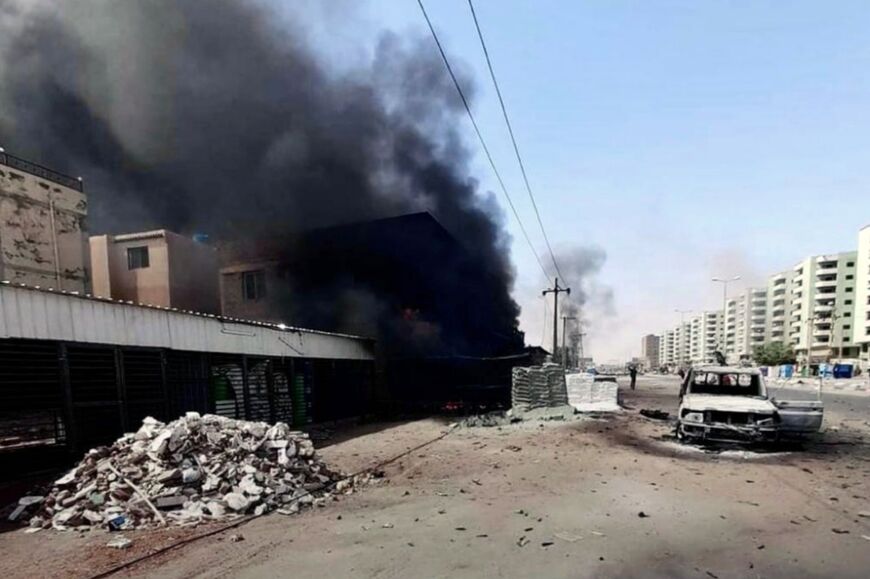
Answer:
[2,375,869,579]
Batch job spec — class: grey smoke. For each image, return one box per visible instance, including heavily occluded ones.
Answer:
[0,0,521,348]
[549,245,615,339]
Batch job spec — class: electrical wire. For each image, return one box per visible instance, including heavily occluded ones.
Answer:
[466,0,565,282]
[415,0,551,282]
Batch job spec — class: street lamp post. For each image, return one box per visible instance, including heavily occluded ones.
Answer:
[712,276,741,359]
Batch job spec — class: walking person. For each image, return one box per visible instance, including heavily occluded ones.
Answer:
[629,364,638,390]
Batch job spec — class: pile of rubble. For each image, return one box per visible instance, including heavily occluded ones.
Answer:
[20,413,366,531]
[511,365,569,412]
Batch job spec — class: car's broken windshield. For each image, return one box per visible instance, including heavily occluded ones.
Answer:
[690,373,761,396]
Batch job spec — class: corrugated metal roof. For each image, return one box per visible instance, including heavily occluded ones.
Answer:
[0,281,374,360]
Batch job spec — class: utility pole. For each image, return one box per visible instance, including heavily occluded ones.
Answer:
[561,315,577,369]
[542,278,570,363]
[577,331,587,367]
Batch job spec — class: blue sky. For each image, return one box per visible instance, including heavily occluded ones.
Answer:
[306,1,870,361]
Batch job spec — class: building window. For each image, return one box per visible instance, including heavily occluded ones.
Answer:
[127,246,150,270]
[846,287,853,293]
[846,274,854,280]
[845,300,853,305]
[843,324,851,330]
[846,261,855,267]
[845,312,851,317]
[242,270,266,301]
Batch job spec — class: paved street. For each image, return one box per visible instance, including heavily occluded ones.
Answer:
[3,375,869,579]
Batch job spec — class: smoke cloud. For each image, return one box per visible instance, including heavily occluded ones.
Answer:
[543,245,615,359]
[0,0,521,353]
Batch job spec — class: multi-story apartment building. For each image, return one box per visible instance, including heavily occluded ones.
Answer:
[0,150,89,292]
[765,271,792,345]
[724,293,745,363]
[789,251,859,365]
[689,311,723,364]
[658,331,670,367]
[641,334,660,370]
[854,226,870,368]
[675,322,691,366]
[723,288,768,363]
[654,225,870,371]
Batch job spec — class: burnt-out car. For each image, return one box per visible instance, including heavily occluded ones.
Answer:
[677,366,823,443]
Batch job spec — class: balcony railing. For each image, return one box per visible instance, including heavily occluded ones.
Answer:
[0,151,83,192]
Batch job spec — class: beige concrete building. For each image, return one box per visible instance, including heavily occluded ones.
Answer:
[0,150,89,291]
[724,288,766,363]
[658,330,674,367]
[854,225,870,369]
[765,271,793,345]
[641,334,660,369]
[658,323,690,368]
[689,311,723,364]
[789,251,859,365]
[90,230,220,314]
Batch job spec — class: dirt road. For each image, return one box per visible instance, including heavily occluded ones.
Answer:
[2,375,869,578]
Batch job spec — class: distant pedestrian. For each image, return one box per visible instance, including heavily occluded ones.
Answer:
[629,365,638,390]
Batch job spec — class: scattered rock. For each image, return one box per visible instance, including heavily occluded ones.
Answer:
[638,511,649,518]
[228,534,244,543]
[106,536,132,549]
[832,528,850,534]
[24,413,370,531]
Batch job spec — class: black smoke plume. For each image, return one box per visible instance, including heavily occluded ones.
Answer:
[0,0,521,354]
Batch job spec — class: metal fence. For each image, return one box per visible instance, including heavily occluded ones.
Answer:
[0,338,373,478]
[0,151,83,192]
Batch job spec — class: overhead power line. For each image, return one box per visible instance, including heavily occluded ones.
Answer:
[466,0,565,282]
[415,0,551,282]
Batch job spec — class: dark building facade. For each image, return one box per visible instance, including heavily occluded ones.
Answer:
[219,212,524,359]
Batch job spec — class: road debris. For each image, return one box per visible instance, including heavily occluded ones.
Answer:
[832,528,851,534]
[228,533,245,542]
[639,409,670,420]
[106,536,132,549]
[25,413,369,531]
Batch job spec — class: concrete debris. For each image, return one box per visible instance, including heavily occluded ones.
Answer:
[106,536,132,549]
[25,413,369,531]
[7,496,43,522]
[511,365,569,412]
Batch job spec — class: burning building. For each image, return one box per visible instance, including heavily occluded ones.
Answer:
[0,1,533,410]
[219,212,524,359]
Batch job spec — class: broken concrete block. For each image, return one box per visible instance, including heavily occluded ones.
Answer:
[106,536,132,549]
[155,495,187,509]
[224,492,249,512]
